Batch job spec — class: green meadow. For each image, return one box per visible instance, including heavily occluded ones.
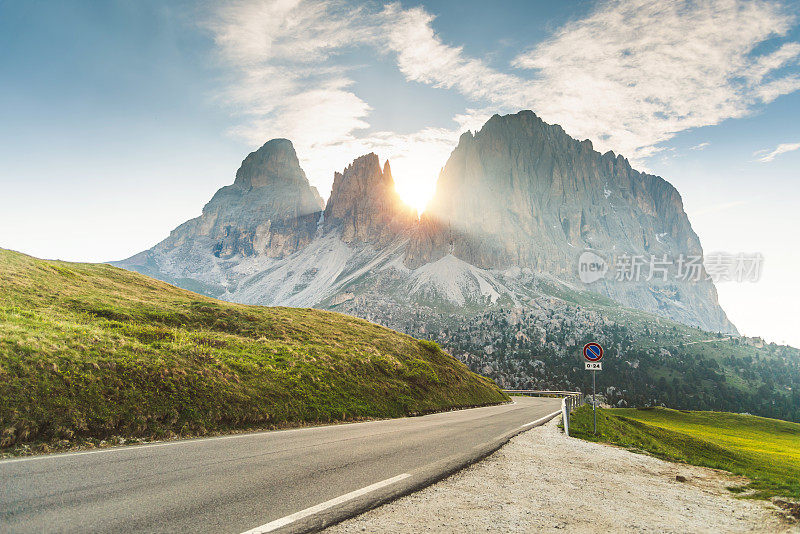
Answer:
[571,406,800,500]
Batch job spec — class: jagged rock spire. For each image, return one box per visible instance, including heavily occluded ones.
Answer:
[324,153,417,244]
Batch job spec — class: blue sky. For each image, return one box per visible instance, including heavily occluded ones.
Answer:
[1,0,799,346]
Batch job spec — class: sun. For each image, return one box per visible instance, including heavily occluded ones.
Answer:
[384,152,448,215]
[394,174,437,215]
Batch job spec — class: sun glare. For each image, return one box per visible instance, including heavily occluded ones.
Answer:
[385,152,448,215]
[393,173,436,215]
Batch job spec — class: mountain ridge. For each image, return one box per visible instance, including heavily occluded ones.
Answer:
[105,110,800,421]
[115,110,734,335]
[405,110,733,333]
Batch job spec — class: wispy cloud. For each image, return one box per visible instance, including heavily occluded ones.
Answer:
[754,142,800,162]
[509,0,800,160]
[207,1,376,182]
[206,0,470,210]
[377,0,800,162]
[691,142,711,151]
[382,4,526,105]
[207,0,800,207]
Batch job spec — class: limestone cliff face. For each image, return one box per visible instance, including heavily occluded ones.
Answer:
[411,112,696,269]
[323,154,417,245]
[407,111,734,333]
[156,138,323,261]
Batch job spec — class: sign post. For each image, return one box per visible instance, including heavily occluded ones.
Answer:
[583,342,604,434]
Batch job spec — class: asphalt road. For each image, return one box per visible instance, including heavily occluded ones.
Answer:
[1,396,561,534]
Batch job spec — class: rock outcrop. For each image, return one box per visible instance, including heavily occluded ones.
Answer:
[407,111,734,333]
[324,154,417,245]
[165,138,324,260]
[117,139,324,296]
[198,138,324,259]
[411,112,697,270]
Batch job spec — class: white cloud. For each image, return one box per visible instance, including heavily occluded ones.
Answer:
[209,0,375,64]
[381,5,526,105]
[747,42,800,82]
[483,0,799,161]
[691,142,711,151]
[207,0,465,209]
[208,0,800,207]
[756,75,800,103]
[207,1,376,190]
[383,0,800,163]
[754,142,800,162]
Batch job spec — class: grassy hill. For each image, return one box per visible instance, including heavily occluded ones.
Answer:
[0,249,508,454]
[570,406,800,500]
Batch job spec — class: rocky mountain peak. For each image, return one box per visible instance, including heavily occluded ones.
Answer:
[410,110,735,333]
[383,160,393,181]
[233,138,310,190]
[120,138,325,267]
[420,109,699,262]
[324,153,417,244]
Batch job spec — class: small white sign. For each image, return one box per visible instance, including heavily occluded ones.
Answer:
[585,361,602,371]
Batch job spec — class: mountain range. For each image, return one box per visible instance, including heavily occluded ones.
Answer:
[114,111,800,421]
[117,110,734,334]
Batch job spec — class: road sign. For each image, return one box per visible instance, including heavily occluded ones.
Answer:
[582,342,604,435]
[583,342,603,362]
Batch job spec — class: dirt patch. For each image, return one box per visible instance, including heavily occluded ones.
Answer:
[326,418,797,533]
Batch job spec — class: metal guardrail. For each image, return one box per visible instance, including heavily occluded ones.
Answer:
[503,390,584,436]
[503,390,580,395]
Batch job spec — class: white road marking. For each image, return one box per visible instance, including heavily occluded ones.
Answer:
[240,473,412,533]
[517,410,561,431]
[478,410,563,446]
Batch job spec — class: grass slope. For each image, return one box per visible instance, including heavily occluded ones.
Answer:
[0,249,508,454]
[570,406,800,500]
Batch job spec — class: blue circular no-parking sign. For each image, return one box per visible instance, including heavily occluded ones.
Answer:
[583,342,603,362]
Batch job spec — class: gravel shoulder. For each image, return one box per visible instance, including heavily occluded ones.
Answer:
[326,418,798,533]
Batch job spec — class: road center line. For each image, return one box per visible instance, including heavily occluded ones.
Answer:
[240,473,411,534]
